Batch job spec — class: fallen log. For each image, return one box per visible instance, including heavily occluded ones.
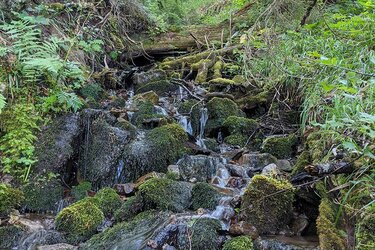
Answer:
[304,162,354,176]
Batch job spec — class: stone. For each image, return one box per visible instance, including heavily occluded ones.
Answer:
[9,214,44,232]
[167,165,180,177]
[277,159,293,172]
[37,243,77,250]
[225,164,247,178]
[261,134,298,159]
[177,155,225,182]
[253,236,319,250]
[133,91,159,105]
[223,236,254,250]
[229,221,259,240]
[238,153,277,170]
[113,183,135,195]
[132,70,167,86]
[191,182,221,210]
[261,163,282,177]
[134,172,166,189]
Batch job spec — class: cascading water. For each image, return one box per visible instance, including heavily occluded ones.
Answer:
[177,112,193,135]
[196,107,208,148]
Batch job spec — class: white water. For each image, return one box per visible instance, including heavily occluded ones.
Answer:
[211,196,235,231]
[178,115,193,135]
[196,107,208,148]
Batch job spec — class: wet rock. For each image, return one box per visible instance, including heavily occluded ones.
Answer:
[37,243,77,250]
[229,221,259,240]
[277,159,293,172]
[238,153,277,170]
[241,175,294,235]
[226,177,248,189]
[0,226,24,249]
[167,165,180,177]
[225,164,247,177]
[9,214,45,232]
[261,134,298,159]
[132,69,167,86]
[191,182,221,210]
[18,230,65,250]
[114,196,144,223]
[136,80,178,95]
[134,90,159,105]
[190,218,222,250]
[113,183,135,195]
[177,155,225,182]
[261,163,282,177]
[290,214,309,236]
[253,236,319,250]
[134,172,166,189]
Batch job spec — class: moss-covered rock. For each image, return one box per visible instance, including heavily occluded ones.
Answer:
[223,116,258,147]
[135,80,178,95]
[178,99,203,136]
[316,198,346,250]
[55,198,104,243]
[190,218,222,250]
[133,91,159,105]
[224,134,248,147]
[22,179,64,212]
[223,236,253,250]
[241,175,294,234]
[114,196,143,223]
[191,182,221,210]
[236,91,271,116]
[138,178,191,212]
[93,187,122,217]
[132,69,167,86]
[261,134,297,159]
[0,226,24,249]
[206,97,241,135]
[71,181,92,201]
[292,151,311,174]
[356,204,375,250]
[131,100,165,127]
[0,185,24,217]
[80,83,106,103]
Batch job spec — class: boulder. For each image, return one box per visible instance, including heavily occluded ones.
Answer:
[238,153,277,170]
[37,243,77,250]
[261,134,298,159]
[191,182,221,210]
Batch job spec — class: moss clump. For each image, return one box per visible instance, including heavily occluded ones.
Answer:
[114,196,143,223]
[0,226,23,249]
[131,101,164,127]
[236,91,270,112]
[22,179,64,212]
[262,134,297,159]
[191,182,220,210]
[80,83,106,102]
[71,181,92,201]
[316,198,346,250]
[209,77,237,85]
[223,236,253,250]
[55,198,104,243]
[147,124,189,169]
[93,187,122,217]
[292,151,311,174]
[135,80,178,95]
[223,116,258,147]
[133,91,159,105]
[232,75,246,85]
[190,218,221,250]
[224,134,248,147]
[241,175,294,234]
[356,204,375,250]
[0,185,24,217]
[203,138,220,152]
[213,60,223,79]
[138,178,191,212]
[206,97,240,135]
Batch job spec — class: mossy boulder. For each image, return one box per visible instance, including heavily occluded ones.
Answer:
[206,97,241,135]
[138,178,191,212]
[122,124,188,181]
[356,204,375,250]
[22,179,64,212]
[93,187,122,217]
[133,91,159,105]
[0,185,24,216]
[191,182,221,210]
[292,151,311,174]
[241,175,294,234]
[71,181,92,201]
[190,218,222,250]
[114,196,143,223]
[131,101,165,127]
[223,236,253,250]
[80,83,106,103]
[132,69,167,86]
[0,226,24,249]
[316,198,346,250]
[55,198,104,243]
[236,91,271,116]
[261,134,297,159]
[135,80,178,95]
[223,116,258,147]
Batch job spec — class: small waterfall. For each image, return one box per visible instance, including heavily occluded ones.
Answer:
[211,197,235,231]
[125,88,135,120]
[196,107,208,148]
[178,114,193,135]
[115,159,125,184]
[154,105,168,116]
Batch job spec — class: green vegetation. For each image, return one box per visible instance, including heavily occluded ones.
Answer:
[261,134,297,159]
[71,181,92,201]
[0,184,24,216]
[241,175,294,234]
[92,187,122,217]
[55,198,104,243]
[191,182,220,210]
[190,218,221,250]
[222,236,253,250]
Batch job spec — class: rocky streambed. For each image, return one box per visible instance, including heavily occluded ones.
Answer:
[1,50,321,250]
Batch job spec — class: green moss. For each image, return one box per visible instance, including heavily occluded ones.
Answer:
[166,171,180,180]
[292,151,311,174]
[114,196,143,223]
[223,236,253,250]
[138,178,191,212]
[262,134,297,159]
[204,138,219,152]
[191,182,220,210]
[55,198,104,243]
[190,218,221,250]
[316,198,346,250]
[0,226,23,249]
[223,116,258,135]
[71,181,92,201]
[224,134,248,147]
[206,97,240,135]
[93,187,122,217]
[236,91,269,110]
[209,77,237,85]
[116,119,137,138]
[191,59,212,70]
[133,91,159,105]
[22,179,64,212]
[131,101,164,127]
[80,83,106,102]
[0,185,24,217]
[232,75,246,85]
[241,175,294,234]
[135,80,178,95]
[213,60,223,79]
[147,124,189,170]
[356,204,375,250]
